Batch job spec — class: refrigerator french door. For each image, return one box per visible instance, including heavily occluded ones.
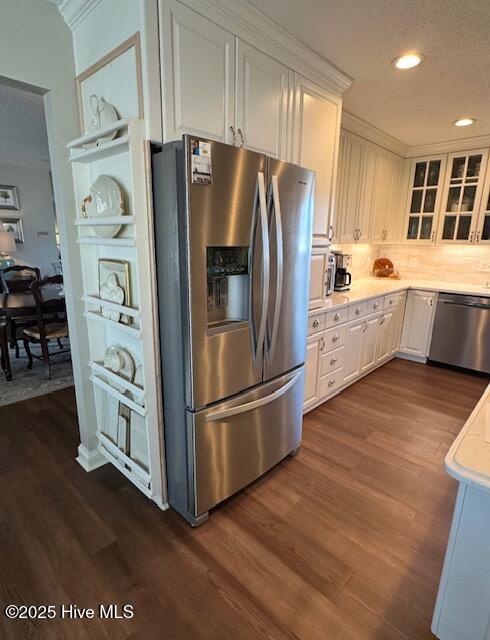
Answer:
[152,136,313,525]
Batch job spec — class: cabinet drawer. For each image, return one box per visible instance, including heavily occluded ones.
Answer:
[326,307,348,328]
[308,313,326,335]
[324,324,347,351]
[366,296,383,314]
[319,369,344,397]
[384,292,404,309]
[320,346,345,376]
[348,301,367,320]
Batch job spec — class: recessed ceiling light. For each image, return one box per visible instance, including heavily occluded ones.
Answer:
[453,117,476,127]
[392,53,425,70]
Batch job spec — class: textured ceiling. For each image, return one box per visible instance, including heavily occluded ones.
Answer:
[247,0,490,147]
[0,83,49,169]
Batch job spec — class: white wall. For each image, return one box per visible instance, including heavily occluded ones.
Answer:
[0,162,58,274]
[0,0,99,465]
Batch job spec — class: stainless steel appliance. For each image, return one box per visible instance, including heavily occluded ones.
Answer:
[332,251,352,291]
[152,136,314,525]
[429,293,490,374]
[326,253,336,296]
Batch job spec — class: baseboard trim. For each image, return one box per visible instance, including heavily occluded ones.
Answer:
[396,351,427,364]
[76,444,108,472]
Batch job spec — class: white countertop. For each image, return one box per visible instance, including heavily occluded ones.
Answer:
[310,278,490,314]
[445,384,490,493]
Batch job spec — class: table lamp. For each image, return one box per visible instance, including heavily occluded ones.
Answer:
[0,231,16,270]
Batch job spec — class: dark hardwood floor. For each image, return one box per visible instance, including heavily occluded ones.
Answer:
[1,359,487,640]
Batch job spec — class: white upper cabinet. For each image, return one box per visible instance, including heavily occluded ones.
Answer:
[235,40,289,159]
[293,75,342,245]
[385,155,406,243]
[357,143,377,243]
[403,155,447,244]
[336,130,404,246]
[437,149,489,244]
[309,247,329,310]
[476,161,490,244]
[371,150,405,244]
[161,1,235,143]
[336,131,365,243]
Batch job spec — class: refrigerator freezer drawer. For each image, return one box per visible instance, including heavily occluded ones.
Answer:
[191,368,304,516]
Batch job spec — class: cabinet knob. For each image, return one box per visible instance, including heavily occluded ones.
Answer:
[332,333,339,342]
[431,231,435,241]
[313,318,320,327]
[476,231,481,243]
[389,299,393,305]
[328,225,335,241]
[355,306,361,315]
[380,316,385,325]
[330,357,337,365]
[328,378,335,387]
[373,302,379,309]
[320,337,325,351]
[229,126,236,145]
[237,128,244,147]
[470,230,475,242]
[334,313,341,321]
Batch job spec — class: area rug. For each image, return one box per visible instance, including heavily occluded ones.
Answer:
[0,340,73,407]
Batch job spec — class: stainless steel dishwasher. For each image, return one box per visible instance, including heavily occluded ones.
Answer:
[428,293,490,374]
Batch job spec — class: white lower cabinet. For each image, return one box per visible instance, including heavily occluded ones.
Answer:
[376,310,393,363]
[400,290,436,359]
[304,291,409,412]
[304,334,321,409]
[343,318,363,383]
[360,314,380,373]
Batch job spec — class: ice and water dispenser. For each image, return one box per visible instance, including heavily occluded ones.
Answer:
[206,247,249,333]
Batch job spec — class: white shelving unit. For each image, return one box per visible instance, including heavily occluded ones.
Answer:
[68,118,166,508]
[75,215,135,226]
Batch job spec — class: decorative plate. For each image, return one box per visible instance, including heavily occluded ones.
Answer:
[81,175,125,238]
[100,272,124,322]
[104,346,135,392]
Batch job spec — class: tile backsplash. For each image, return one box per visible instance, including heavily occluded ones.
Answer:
[333,243,490,285]
[331,243,377,280]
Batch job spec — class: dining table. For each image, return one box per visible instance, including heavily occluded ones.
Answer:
[0,289,65,381]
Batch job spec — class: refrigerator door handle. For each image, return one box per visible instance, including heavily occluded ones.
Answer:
[251,171,270,364]
[205,370,302,422]
[267,175,284,359]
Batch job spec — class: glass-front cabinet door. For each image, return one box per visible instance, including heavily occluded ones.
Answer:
[437,149,488,243]
[404,156,446,243]
[475,161,490,244]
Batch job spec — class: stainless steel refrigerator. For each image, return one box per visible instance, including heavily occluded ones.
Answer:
[152,136,314,525]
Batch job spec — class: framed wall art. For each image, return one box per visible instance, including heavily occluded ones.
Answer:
[0,185,19,210]
[0,217,24,243]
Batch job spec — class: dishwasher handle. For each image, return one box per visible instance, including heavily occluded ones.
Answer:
[442,300,490,310]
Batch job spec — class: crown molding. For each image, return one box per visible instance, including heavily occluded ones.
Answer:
[341,111,408,157]
[50,0,352,94]
[178,0,352,96]
[405,134,490,158]
[341,111,490,159]
[50,0,102,30]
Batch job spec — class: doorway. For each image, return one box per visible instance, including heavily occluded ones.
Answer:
[0,81,73,406]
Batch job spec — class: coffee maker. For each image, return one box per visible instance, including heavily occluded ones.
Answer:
[332,251,352,291]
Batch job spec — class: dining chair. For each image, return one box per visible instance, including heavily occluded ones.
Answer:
[22,275,70,380]
[0,265,41,293]
[0,320,9,380]
[1,265,41,357]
